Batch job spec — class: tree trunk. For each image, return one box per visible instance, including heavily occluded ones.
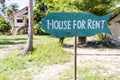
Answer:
[18,0,33,55]
[59,37,65,44]
[78,37,86,45]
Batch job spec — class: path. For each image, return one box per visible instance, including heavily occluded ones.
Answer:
[0,41,24,59]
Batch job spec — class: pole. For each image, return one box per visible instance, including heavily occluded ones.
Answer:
[74,36,77,80]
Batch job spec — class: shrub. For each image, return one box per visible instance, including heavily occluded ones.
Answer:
[34,24,48,35]
[0,15,11,34]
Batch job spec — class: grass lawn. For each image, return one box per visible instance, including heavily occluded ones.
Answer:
[0,35,72,80]
[0,35,27,48]
[0,35,120,80]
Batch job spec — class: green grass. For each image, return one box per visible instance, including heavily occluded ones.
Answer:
[0,35,27,48]
[26,43,71,65]
[60,66,120,80]
[0,35,71,80]
[0,35,72,48]
[0,50,28,80]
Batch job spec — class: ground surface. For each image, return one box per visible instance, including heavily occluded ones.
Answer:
[0,37,120,80]
[33,45,120,80]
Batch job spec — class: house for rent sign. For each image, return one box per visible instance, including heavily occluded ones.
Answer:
[39,12,111,37]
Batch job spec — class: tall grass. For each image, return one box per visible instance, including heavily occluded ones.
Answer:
[27,42,71,65]
[0,51,27,80]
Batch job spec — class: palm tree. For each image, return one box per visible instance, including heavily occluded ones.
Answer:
[6,8,14,16]
[19,0,33,55]
[6,3,19,17]
[9,3,19,12]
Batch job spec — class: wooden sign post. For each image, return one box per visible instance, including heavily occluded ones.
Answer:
[74,37,77,80]
[39,12,111,80]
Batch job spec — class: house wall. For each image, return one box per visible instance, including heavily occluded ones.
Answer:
[14,17,26,27]
[13,7,28,27]
[109,14,120,45]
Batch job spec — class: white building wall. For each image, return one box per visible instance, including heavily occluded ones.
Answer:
[13,7,28,27]
[109,14,120,45]
[14,17,25,27]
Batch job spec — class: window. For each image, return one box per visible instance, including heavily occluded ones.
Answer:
[17,19,23,23]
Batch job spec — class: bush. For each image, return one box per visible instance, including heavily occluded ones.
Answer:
[34,24,48,35]
[96,33,107,46]
[0,15,11,34]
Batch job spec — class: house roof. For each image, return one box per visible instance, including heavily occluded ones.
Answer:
[14,6,28,15]
[9,6,28,18]
[109,7,120,22]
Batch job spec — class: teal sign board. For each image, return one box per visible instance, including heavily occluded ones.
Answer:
[39,12,111,37]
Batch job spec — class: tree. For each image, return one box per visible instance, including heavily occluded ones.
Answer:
[6,3,19,19]
[9,3,19,12]
[0,15,11,34]
[6,8,14,16]
[19,0,33,55]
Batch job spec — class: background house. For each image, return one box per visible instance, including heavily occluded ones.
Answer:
[109,7,120,46]
[10,6,28,35]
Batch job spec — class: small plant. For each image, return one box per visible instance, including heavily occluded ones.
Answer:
[95,33,109,46]
[96,33,106,42]
[34,24,48,35]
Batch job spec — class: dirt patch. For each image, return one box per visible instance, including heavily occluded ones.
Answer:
[32,46,120,80]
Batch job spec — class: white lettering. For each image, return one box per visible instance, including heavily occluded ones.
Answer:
[88,19,92,29]
[81,20,86,29]
[95,21,100,29]
[54,20,59,29]
[77,20,81,29]
[47,19,105,30]
[64,21,68,29]
[73,20,77,29]
[47,20,53,29]
[68,21,71,29]
[101,20,105,30]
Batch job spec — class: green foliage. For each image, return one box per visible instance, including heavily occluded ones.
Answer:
[95,33,109,46]
[26,43,71,65]
[9,3,19,12]
[78,0,115,15]
[0,15,11,34]
[42,0,79,14]
[6,8,14,16]
[96,33,106,42]
[34,1,45,23]
[34,24,48,35]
